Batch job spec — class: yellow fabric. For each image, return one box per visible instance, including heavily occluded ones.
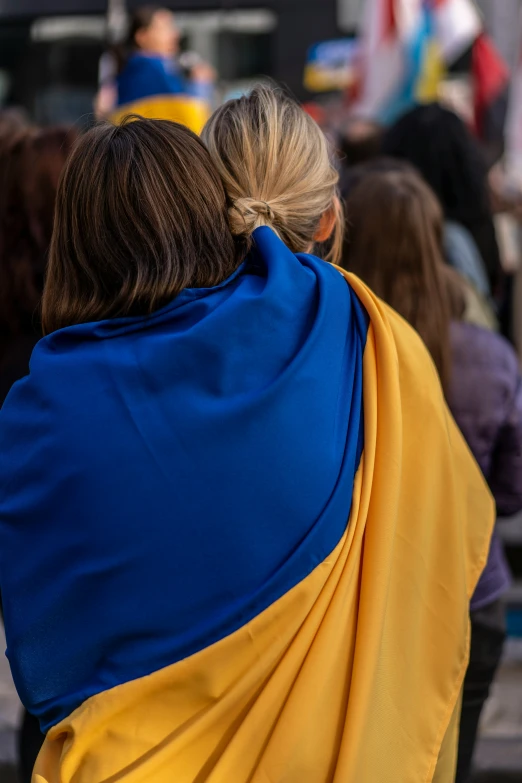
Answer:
[33,275,494,783]
[416,40,446,104]
[433,693,463,783]
[110,95,210,135]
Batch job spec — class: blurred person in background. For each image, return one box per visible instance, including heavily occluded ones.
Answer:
[97,5,214,134]
[382,103,503,311]
[343,157,498,332]
[337,117,382,197]
[0,108,28,149]
[0,125,78,404]
[0,123,78,782]
[342,167,522,783]
[0,100,493,782]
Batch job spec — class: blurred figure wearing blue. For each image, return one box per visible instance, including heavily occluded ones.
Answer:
[102,6,214,134]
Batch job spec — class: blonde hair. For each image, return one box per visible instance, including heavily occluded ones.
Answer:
[202,84,343,264]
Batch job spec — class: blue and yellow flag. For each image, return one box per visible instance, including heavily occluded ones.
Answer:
[0,228,493,782]
[112,53,210,134]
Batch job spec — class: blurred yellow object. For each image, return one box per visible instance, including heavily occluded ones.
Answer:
[416,40,446,103]
[303,63,356,92]
[110,95,210,135]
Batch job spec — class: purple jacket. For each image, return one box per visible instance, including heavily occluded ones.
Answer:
[450,321,522,610]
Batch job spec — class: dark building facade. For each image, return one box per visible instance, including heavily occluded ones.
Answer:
[0,0,347,124]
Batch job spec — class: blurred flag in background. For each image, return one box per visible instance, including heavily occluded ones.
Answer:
[354,0,482,123]
[304,39,359,92]
[472,32,510,158]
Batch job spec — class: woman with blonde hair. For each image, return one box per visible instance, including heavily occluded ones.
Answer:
[203,84,343,265]
[201,85,493,782]
[0,105,491,783]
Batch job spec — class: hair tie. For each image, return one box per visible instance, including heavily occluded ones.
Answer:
[232,198,275,222]
[261,201,275,221]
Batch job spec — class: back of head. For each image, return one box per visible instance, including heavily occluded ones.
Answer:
[0,126,78,343]
[342,156,417,198]
[43,118,241,335]
[382,103,502,289]
[202,84,342,264]
[339,118,382,168]
[382,103,489,225]
[343,168,452,391]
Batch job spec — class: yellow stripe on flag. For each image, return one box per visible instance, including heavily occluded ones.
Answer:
[416,39,446,103]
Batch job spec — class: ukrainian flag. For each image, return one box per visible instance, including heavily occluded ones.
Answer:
[0,228,493,782]
[110,94,209,135]
[111,53,210,134]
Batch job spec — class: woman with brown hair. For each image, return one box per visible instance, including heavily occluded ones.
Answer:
[0,111,492,783]
[342,167,522,783]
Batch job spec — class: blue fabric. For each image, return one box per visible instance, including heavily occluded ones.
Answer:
[117,53,187,106]
[0,228,368,731]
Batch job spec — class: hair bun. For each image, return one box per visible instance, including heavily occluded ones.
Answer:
[229,197,275,237]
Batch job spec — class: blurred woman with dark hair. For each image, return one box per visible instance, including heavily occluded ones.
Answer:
[0,126,78,404]
[343,167,522,783]
[382,102,503,304]
[0,124,78,782]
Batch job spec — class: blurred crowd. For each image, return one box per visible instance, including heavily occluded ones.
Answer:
[0,6,521,783]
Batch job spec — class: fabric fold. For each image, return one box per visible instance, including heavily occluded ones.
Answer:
[0,230,493,783]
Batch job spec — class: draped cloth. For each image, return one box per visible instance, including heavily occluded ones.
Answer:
[111,53,210,133]
[110,94,209,134]
[0,228,493,782]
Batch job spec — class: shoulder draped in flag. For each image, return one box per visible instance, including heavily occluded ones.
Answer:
[0,228,493,782]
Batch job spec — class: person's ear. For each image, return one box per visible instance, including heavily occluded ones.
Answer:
[314,199,338,243]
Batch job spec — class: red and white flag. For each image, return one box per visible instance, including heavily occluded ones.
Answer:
[352,0,405,120]
[432,0,482,61]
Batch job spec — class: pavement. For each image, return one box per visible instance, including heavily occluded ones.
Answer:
[468,638,522,782]
[0,625,20,776]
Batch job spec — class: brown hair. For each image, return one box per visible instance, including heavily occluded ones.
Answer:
[202,84,343,264]
[0,126,78,346]
[342,169,453,392]
[43,118,242,334]
[128,5,162,47]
